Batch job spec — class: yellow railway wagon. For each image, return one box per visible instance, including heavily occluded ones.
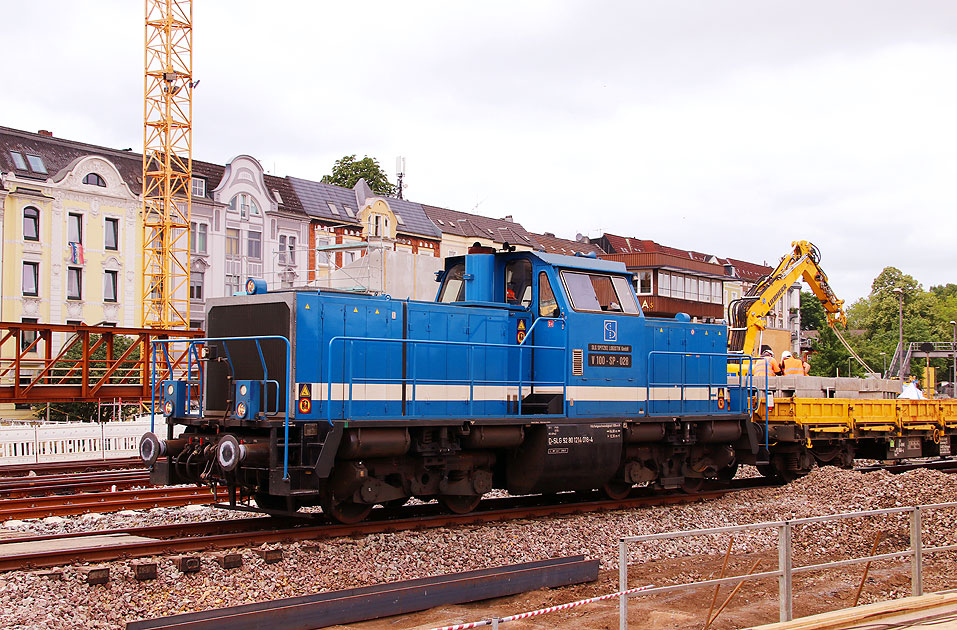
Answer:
[750,398,957,479]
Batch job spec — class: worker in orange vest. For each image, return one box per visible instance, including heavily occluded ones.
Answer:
[751,348,780,383]
[781,351,809,375]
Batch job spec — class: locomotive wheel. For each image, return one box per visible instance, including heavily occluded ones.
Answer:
[321,493,373,524]
[439,494,482,514]
[718,462,739,483]
[602,481,633,500]
[680,476,706,493]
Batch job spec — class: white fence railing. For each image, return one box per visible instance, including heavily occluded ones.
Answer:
[0,418,169,465]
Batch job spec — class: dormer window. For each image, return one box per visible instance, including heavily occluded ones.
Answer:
[83,173,106,187]
[25,154,46,174]
[228,193,260,219]
[191,177,206,198]
[10,152,47,174]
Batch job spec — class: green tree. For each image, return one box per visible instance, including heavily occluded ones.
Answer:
[321,155,396,196]
[33,334,141,422]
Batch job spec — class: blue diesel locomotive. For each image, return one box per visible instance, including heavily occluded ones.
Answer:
[141,245,760,522]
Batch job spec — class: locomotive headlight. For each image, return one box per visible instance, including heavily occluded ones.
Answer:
[239,384,248,397]
[236,402,248,418]
[163,400,174,416]
[167,384,174,396]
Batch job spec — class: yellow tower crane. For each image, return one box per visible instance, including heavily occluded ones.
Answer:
[142,0,192,329]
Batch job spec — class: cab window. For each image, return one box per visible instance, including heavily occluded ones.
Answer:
[538,272,559,317]
[438,263,465,303]
[561,271,640,314]
[505,259,532,307]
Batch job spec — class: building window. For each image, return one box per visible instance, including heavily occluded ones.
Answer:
[23,206,39,241]
[247,230,262,260]
[683,276,695,301]
[225,228,240,256]
[712,280,723,304]
[289,236,296,263]
[83,173,106,187]
[22,262,39,296]
[191,177,206,198]
[190,271,204,300]
[635,271,652,295]
[67,267,82,300]
[10,151,27,170]
[279,235,287,264]
[225,274,241,295]
[21,318,38,353]
[699,278,710,303]
[68,213,83,244]
[190,222,207,254]
[104,270,118,302]
[25,154,46,174]
[105,218,119,250]
[228,193,260,219]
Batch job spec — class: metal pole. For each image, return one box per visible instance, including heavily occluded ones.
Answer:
[778,522,793,622]
[950,321,956,393]
[848,357,853,377]
[910,507,923,596]
[894,288,904,377]
[880,352,886,378]
[619,539,628,630]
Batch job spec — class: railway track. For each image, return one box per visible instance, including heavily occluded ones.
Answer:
[0,485,215,520]
[0,469,152,498]
[0,457,143,477]
[0,484,758,572]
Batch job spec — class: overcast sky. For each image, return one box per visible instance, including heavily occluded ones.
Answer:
[3,1,955,302]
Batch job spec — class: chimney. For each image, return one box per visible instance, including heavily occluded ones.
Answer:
[544,232,555,238]
[38,130,53,137]
[502,215,513,222]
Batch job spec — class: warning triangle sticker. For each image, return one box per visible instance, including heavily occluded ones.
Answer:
[375,309,380,314]
[517,320,526,330]
[299,384,310,397]
[353,307,359,313]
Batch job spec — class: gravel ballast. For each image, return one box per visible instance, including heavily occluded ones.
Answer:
[1,466,956,629]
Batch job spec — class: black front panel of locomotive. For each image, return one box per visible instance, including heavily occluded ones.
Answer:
[205,300,291,413]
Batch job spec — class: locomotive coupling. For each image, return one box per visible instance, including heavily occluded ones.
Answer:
[138,432,186,466]
[216,435,269,471]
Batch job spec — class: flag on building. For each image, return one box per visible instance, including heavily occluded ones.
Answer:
[69,242,84,264]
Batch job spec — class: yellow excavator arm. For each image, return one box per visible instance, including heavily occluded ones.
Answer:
[728,240,847,357]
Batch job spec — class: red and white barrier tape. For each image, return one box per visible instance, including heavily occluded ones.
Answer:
[429,583,655,630]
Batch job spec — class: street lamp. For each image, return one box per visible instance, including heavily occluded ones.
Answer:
[880,352,886,377]
[893,287,904,377]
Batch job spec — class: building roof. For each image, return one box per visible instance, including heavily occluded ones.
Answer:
[530,232,605,256]
[600,232,772,281]
[422,205,540,248]
[288,177,441,240]
[0,126,144,193]
[719,257,772,282]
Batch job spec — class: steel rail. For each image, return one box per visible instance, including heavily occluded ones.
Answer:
[0,457,144,477]
[0,486,755,572]
[0,486,215,519]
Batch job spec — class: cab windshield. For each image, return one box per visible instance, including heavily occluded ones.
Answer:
[438,263,465,303]
[561,271,640,314]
